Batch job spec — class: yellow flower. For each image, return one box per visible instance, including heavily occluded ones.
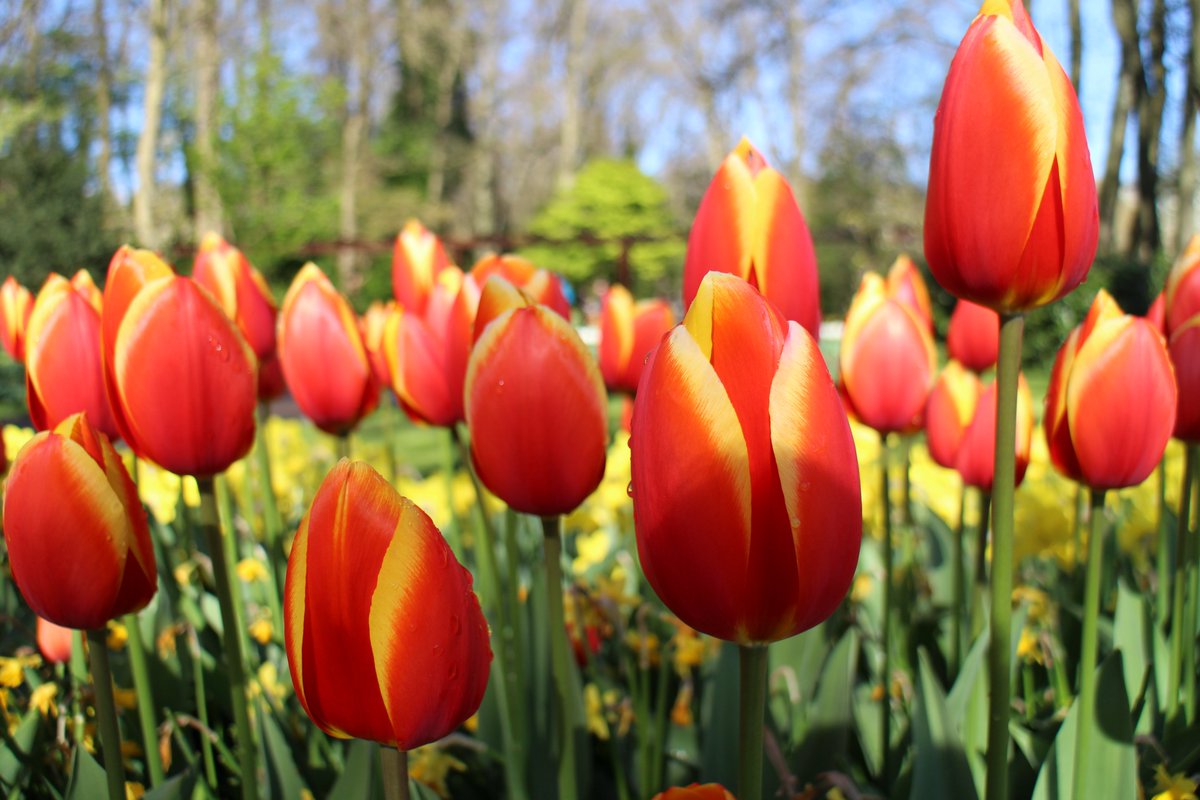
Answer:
[1012,585,1051,624]
[584,683,610,740]
[463,712,479,734]
[1016,629,1043,665]
[851,573,874,603]
[249,618,273,646]
[156,627,178,659]
[670,683,694,727]
[173,562,194,587]
[107,621,128,651]
[256,663,288,704]
[30,683,57,717]
[3,424,35,465]
[0,655,38,688]
[125,782,145,800]
[1152,764,1199,800]
[237,558,269,583]
[409,744,467,799]
[671,627,707,675]
[571,529,612,575]
[113,687,138,711]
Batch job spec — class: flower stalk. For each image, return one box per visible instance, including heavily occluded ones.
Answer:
[1071,488,1107,800]
[86,627,127,800]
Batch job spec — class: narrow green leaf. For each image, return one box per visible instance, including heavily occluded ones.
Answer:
[910,649,979,800]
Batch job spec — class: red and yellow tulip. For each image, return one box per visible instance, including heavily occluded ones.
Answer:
[1166,235,1200,335]
[192,232,278,364]
[954,374,1034,491]
[465,278,607,515]
[886,254,933,331]
[652,784,736,800]
[925,361,982,471]
[36,617,73,664]
[683,138,821,337]
[278,264,379,435]
[598,284,675,395]
[284,460,491,749]
[361,300,395,388]
[3,413,156,629]
[924,0,1098,312]
[631,273,861,644]
[1045,291,1177,489]
[947,299,1000,373]
[469,253,570,320]
[392,219,454,315]
[0,276,33,363]
[1169,315,1200,442]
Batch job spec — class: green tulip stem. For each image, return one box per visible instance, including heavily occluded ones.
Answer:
[879,432,894,784]
[738,643,768,800]
[1168,446,1197,728]
[1071,488,1107,800]
[985,310,1024,800]
[901,434,914,526]
[197,476,259,800]
[541,515,579,800]
[1156,459,1170,628]
[123,612,164,785]
[951,479,967,678]
[253,403,285,588]
[70,629,87,743]
[336,433,351,462]
[1071,483,1084,571]
[86,627,127,800]
[187,627,218,789]
[1185,445,1200,723]
[381,747,410,800]
[974,489,992,587]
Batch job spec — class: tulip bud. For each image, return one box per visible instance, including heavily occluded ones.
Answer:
[925,361,982,470]
[652,784,736,800]
[954,374,1034,491]
[631,273,861,644]
[192,232,279,363]
[36,617,74,664]
[360,300,394,387]
[1146,291,1166,333]
[1166,235,1200,334]
[3,413,156,629]
[1169,315,1200,442]
[925,0,1098,312]
[598,284,675,395]
[69,270,103,311]
[886,255,933,331]
[465,279,607,516]
[392,220,453,314]
[284,460,491,749]
[469,254,571,320]
[683,138,821,337]
[947,300,1000,373]
[1045,291,1177,489]
[24,274,119,438]
[278,264,379,435]
[0,276,33,363]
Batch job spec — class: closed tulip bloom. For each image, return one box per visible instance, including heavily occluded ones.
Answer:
[652,785,736,800]
[955,374,1034,490]
[0,276,33,362]
[1045,290,1177,489]
[392,220,453,314]
[886,254,933,331]
[1169,316,1200,442]
[279,264,379,434]
[683,138,821,337]
[465,279,607,515]
[947,299,1000,372]
[1166,235,1200,334]
[925,361,982,470]
[112,276,258,476]
[24,274,119,438]
[469,253,571,319]
[598,284,676,395]
[3,413,156,629]
[193,232,278,362]
[36,617,73,664]
[285,460,491,748]
[1146,291,1166,333]
[631,273,861,644]
[69,270,103,311]
[840,274,937,435]
[925,0,1098,312]
[361,300,394,387]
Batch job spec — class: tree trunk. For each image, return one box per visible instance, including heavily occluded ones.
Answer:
[556,0,589,190]
[1177,0,1200,253]
[1133,0,1167,265]
[193,0,223,240]
[94,0,113,211]
[335,0,370,295]
[785,6,808,208]
[134,0,168,249]
[1101,0,1140,255]
[1068,0,1082,96]
[427,3,466,207]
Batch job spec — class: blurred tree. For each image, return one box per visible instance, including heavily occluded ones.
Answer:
[133,0,168,249]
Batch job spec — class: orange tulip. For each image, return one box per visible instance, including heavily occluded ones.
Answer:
[652,784,736,800]
[36,617,74,664]
[840,274,937,435]
[925,361,983,471]
[631,273,861,644]
[360,300,394,388]
[886,254,933,331]
[3,413,156,629]
[1045,291,1177,489]
[683,138,821,337]
[278,264,379,435]
[110,276,258,477]
[954,374,1034,491]
[192,233,278,362]
[69,269,103,311]
[1146,291,1166,333]
[947,299,1000,373]
[1166,235,1200,334]
[1170,315,1200,442]
[0,276,33,362]
[598,283,675,395]
[284,460,491,749]
[465,278,607,515]
[24,274,119,438]
[924,0,1097,312]
[469,253,570,319]
[392,219,453,314]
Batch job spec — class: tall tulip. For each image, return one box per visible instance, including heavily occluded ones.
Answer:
[947,300,1000,373]
[24,274,119,438]
[886,254,933,331]
[683,138,821,337]
[1171,316,1200,442]
[469,253,570,319]
[1166,235,1200,334]
[631,273,860,799]
[0,276,33,362]
[192,233,278,364]
[278,264,379,436]
[36,617,74,665]
[926,361,983,471]
[955,374,1034,491]
[392,219,453,314]
[285,460,491,755]
[361,300,394,388]
[1147,291,1167,333]
[69,269,103,311]
[597,283,675,395]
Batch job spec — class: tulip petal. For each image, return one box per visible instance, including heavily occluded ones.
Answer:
[751,170,821,336]
[385,310,456,427]
[682,153,755,309]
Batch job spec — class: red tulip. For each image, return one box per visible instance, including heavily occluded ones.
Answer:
[839,274,936,435]
[947,299,1000,373]
[886,254,933,331]
[597,284,675,395]
[278,264,379,435]
[392,219,453,314]
[69,270,103,311]
[683,138,821,337]
[23,274,119,438]
[465,278,607,515]
[1146,291,1166,333]
[631,273,861,644]
[469,253,570,319]
[36,617,73,664]
[360,300,395,388]
[652,784,736,800]
[0,276,33,362]
[3,413,156,629]
[110,276,258,476]
[924,0,1098,312]
[284,460,491,748]
[1169,315,1200,442]
[1045,291,1177,489]
[1166,235,1200,334]
[192,233,278,362]
[926,361,982,470]
[954,374,1034,491]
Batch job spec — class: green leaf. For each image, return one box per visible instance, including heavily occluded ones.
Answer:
[1112,582,1152,733]
[793,629,858,780]
[1030,652,1137,800]
[699,641,739,789]
[910,649,979,800]
[947,630,990,791]
[0,707,41,787]
[259,702,309,800]
[65,745,106,800]
[327,740,378,799]
[142,769,201,800]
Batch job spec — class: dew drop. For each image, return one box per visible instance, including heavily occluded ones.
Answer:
[432,643,443,655]
[626,481,634,497]
[451,615,462,635]
[447,664,459,681]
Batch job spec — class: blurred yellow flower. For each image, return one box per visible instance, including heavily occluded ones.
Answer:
[113,686,138,710]
[409,744,467,799]
[237,559,269,583]
[249,618,273,646]
[670,682,694,727]
[1152,764,1199,800]
[107,622,128,651]
[1012,585,1051,624]
[1016,629,1043,665]
[125,782,145,800]
[0,655,39,688]
[29,683,57,717]
[584,683,610,740]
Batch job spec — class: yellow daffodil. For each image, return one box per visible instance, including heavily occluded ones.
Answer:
[409,745,467,799]
[249,618,273,645]
[1152,764,1199,800]
[236,558,269,583]
[106,621,128,651]
[29,683,57,717]
[584,683,610,740]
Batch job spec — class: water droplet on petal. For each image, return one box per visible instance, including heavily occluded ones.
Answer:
[451,615,462,635]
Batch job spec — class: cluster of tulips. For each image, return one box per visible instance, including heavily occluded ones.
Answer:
[2,1,1200,798]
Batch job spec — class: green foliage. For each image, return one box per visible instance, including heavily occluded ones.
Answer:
[517,158,685,295]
